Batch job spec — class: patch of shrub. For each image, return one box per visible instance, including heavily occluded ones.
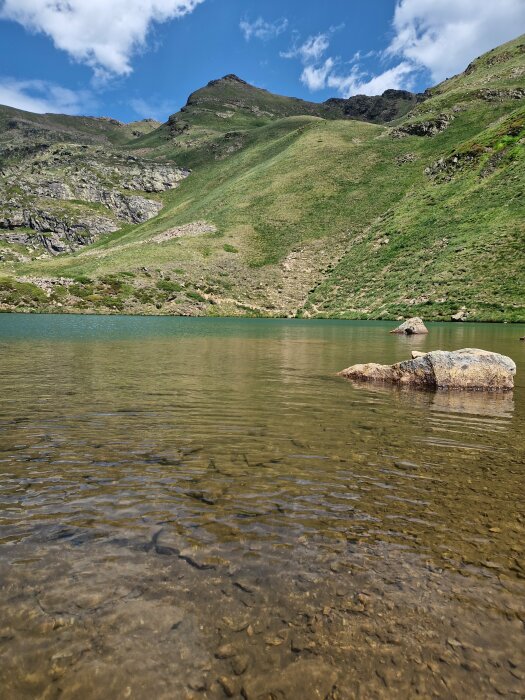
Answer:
[223,244,239,253]
[156,279,182,293]
[186,290,206,302]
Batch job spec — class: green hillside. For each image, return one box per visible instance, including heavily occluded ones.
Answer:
[0,35,524,320]
[0,104,160,153]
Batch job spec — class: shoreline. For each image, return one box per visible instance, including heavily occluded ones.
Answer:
[1,308,525,324]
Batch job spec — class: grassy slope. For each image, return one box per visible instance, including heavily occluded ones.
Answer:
[1,36,524,319]
[308,37,525,321]
[123,75,341,170]
[0,104,159,150]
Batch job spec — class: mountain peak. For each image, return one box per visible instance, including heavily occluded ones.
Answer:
[207,74,249,88]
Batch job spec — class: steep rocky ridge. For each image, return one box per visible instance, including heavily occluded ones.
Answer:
[325,89,425,124]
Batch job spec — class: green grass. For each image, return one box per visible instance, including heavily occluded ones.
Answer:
[1,34,525,320]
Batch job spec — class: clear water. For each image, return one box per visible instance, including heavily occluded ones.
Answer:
[0,315,524,699]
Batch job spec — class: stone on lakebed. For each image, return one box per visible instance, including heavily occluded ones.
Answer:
[390,317,428,335]
[339,348,516,391]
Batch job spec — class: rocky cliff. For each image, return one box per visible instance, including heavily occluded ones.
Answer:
[0,143,188,254]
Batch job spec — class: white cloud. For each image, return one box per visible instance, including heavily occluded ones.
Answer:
[282,0,525,99]
[300,58,335,91]
[240,16,288,42]
[0,0,204,78]
[328,62,415,97]
[387,0,525,83]
[282,33,331,63]
[0,77,91,114]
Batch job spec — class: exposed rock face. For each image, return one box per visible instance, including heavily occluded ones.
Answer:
[324,89,425,124]
[339,349,516,391]
[390,317,428,335]
[392,113,453,138]
[0,143,189,253]
[0,209,118,254]
[451,307,468,322]
[477,87,525,101]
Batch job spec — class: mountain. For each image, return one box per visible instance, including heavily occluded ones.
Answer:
[121,74,420,169]
[0,103,160,152]
[0,35,524,321]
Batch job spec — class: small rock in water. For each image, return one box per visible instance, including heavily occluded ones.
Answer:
[231,654,249,676]
[215,643,236,659]
[217,675,236,697]
[390,317,428,335]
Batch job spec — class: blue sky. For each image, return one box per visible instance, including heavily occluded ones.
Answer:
[1,0,524,122]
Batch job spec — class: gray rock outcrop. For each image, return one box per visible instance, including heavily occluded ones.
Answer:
[339,348,516,391]
[451,307,468,322]
[392,113,453,138]
[390,317,428,334]
[0,142,189,254]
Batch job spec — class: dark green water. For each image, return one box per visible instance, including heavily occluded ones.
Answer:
[0,315,524,699]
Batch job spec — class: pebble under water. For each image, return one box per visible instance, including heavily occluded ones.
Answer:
[0,315,524,699]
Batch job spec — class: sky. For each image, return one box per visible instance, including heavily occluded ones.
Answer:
[1,0,524,123]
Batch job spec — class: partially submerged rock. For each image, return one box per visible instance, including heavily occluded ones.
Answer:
[390,317,428,335]
[339,348,516,391]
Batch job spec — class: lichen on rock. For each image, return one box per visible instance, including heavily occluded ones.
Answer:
[339,348,516,391]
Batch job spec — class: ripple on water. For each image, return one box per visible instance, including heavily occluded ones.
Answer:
[0,317,524,698]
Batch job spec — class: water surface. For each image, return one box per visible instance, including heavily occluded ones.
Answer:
[0,315,524,699]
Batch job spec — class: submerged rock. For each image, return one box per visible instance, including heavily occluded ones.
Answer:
[339,348,516,391]
[390,317,428,335]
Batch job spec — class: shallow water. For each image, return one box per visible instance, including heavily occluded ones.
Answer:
[0,315,524,699]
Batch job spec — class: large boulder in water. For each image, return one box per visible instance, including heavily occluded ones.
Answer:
[390,317,428,334]
[339,348,516,391]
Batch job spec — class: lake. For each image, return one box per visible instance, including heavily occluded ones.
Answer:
[0,315,524,699]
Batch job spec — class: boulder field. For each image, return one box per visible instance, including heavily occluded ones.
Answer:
[339,348,516,391]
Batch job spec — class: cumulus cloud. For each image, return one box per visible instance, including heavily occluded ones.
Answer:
[0,77,91,114]
[240,16,288,42]
[328,62,415,97]
[0,0,204,78]
[301,58,335,91]
[283,0,525,97]
[281,32,331,63]
[387,0,525,83]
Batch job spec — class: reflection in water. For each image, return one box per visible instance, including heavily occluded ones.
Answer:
[0,316,524,699]
[350,380,516,417]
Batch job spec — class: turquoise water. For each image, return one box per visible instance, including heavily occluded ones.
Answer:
[0,315,524,699]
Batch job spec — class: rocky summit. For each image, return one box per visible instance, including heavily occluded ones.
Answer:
[0,34,524,319]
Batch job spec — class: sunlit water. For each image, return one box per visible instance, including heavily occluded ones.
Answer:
[0,315,524,699]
